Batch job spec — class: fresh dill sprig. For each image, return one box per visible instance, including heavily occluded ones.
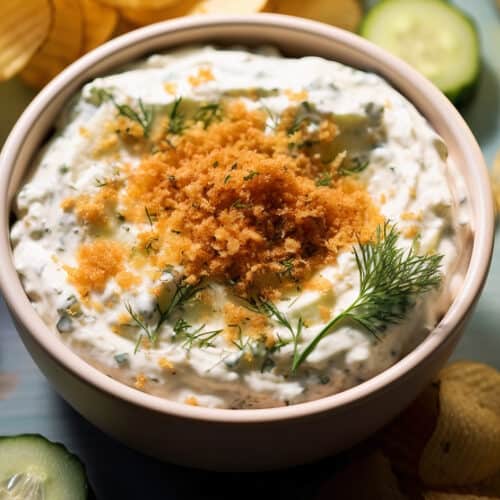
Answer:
[89,87,154,137]
[292,223,443,371]
[124,302,153,353]
[168,97,185,135]
[115,99,154,137]
[245,297,303,368]
[262,105,280,131]
[193,102,222,129]
[172,318,222,351]
[153,281,205,339]
[126,279,204,351]
[338,159,369,176]
[287,101,317,135]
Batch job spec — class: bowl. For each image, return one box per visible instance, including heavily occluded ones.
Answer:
[0,14,495,471]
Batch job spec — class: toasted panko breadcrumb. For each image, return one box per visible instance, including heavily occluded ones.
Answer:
[64,240,125,296]
[121,101,381,295]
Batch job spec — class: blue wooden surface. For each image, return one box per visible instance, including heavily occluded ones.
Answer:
[0,2,499,498]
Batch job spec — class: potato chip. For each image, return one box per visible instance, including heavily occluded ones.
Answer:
[0,0,52,80]
[97,0,181,8]
[272,0,362,32]
[120,0,199,26]
[190,0,269,14]
[419,362,500,487]
[112,15,137,36]
[491,151,500,216]
[380,383,440,478]
[317,450,407,500]
[82,0,118,53]
[21,0,84,89]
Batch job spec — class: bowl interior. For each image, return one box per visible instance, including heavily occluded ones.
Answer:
[0,15,494,422]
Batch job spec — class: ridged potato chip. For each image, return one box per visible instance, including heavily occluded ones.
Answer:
[272,0,362,31]
[190,0,269,14]
[419,362,500,487]
[121,0,199,26]
[0,0,52,80]
[317,450,407,500]
[21,0,84,89]
[97,0,181,8]
[82,0,118,53]
[380,383,440,478]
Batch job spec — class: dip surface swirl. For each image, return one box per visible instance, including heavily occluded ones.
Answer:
[11,47,469,409]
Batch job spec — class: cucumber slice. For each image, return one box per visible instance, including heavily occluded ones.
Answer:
[360,0,480,105]
[0,435,89,500]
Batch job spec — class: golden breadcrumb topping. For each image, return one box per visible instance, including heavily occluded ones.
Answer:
[64,239,125,296]
[63,99,381,298]
[120,101,381,296]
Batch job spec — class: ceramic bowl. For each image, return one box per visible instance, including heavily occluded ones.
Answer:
[0,14,494,471]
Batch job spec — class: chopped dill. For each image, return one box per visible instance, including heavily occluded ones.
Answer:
[338,159,369,176]
[224,175,231,184]
[315,173,333,187]
[244,297,303,369]
[94,177,108,187]
[243,171,259,181]
[279,259,294,279]
[168,97,185,135]
[114,353,129,365]
[89,87,154,137]
[144,206,156,227]
[193,102,222,129]
[173,318,223,351]
[126,279,204,351]
[115,99,154,137]
[232,200,251,209]
[262,104,280,130]
[287,101,316,135]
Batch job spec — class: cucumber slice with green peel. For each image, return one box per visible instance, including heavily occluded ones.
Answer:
[360,0,480,105]
[0,435,89,500]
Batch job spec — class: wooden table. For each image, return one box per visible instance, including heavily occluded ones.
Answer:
[1,2,499,498]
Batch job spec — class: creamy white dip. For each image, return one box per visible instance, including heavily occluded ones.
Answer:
[11,47,470,409]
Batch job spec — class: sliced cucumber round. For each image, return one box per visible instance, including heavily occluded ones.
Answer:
[360,0,480,105]
[0,435,89,500]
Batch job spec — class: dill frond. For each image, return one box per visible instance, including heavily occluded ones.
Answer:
[292,223,443,371]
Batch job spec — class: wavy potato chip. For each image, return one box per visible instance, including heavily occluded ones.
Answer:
[380,383,440,478]
[419,362,500,487]
[120,0,199,26]
[272,0,362,31]
[317,450,407,500]
[97,0,181,8]
[190,0,269,14]
[21,0,83,89]
[0,0,52,80]
[82,0,118,53]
